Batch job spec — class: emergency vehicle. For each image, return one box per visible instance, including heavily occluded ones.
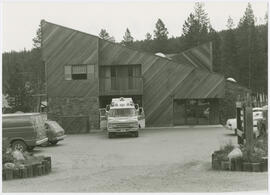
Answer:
[99,97,145,138]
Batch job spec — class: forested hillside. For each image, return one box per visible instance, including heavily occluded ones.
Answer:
[2,2,267,112]
[128,3,268,94]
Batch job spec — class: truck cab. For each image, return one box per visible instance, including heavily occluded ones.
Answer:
[99,97,144,138]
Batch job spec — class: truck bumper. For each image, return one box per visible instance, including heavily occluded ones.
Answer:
[107,128,138,133]
[52,135,66,141]
[36,137,48,145]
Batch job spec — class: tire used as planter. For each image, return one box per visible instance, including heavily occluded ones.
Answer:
[243,162,252,172]
[251,163,261,172]
[212,153,221,170]
[20,167,28,178]
[5,169,13,180]
[44,156,52,172]
[234,158,243,171]
[261,157,268,172]
[221,161,230,171]
[3,155,52,181]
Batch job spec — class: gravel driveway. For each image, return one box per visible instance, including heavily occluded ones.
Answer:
[2,126,268,192]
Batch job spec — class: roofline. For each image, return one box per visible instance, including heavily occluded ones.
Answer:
[41,20,223,78]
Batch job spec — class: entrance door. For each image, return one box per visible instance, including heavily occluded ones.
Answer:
[186,100,197,125]
[173,100,186,125]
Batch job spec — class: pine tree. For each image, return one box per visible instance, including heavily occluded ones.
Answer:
[153,18,169,40]
[220,16,238,78]
[145,32,152,40]
[99,29,110,39]
[122,28,134,46]
[32,22,42,49]
[236,3,258,90]
[226,16,235,29]
[99,29,115,42]
[182,2,211,49]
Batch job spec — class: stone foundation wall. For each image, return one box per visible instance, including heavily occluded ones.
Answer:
[47,97,99,133]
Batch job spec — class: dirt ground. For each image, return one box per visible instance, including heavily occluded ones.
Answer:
[2,126,268,192]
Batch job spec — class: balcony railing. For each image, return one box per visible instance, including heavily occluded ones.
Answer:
[99,77,143,96]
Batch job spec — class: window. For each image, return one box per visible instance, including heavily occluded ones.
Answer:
[108,108,136,117]
[64,64,94,80]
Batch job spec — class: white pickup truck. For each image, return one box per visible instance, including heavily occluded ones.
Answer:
[225,107,263,137]
[99,97,145,138]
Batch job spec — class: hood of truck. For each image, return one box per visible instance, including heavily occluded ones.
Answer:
[108,116,138,123]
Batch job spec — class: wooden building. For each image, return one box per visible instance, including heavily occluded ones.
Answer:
[41,20,225,133]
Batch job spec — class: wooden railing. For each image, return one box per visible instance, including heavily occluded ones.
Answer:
[99,77,143,96]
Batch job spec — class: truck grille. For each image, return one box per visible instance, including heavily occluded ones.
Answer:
[112,123,136,129]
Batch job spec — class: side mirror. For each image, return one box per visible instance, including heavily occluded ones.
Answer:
[135,104,139,110]
[106,105,110,112]
[138,107,144,116]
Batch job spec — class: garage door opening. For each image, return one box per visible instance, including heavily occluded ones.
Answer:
[173,99,220,125]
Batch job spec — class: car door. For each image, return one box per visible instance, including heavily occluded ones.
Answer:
[99,108,107,130]
[138,107,145,129]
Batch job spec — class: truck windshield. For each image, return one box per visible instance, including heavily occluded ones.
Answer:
[108,108,136,117]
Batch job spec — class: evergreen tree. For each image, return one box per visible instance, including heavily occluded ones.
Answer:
[182,2,210,49]
[236,3,258,90]
[209,27,222,73]
[99,29,110,39]
[220,16,238,78]
[145,32,152,40]
[226,16,235,29]
[122,28,134,46]
[99,29,115,42]
[153,19,169,53]
[153,18,169,40]
[32,22,42,49]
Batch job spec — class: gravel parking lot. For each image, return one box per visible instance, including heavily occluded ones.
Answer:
[3,126,268,192]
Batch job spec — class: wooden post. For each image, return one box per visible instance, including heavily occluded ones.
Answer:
[245,95,254,154]
[236,101,243,145]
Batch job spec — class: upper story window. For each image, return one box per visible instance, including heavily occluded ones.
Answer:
[64,64,94,80]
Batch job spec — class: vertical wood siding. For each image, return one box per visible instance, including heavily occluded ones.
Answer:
[42,21,99,98]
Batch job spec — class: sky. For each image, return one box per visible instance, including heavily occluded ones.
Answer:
[1,1,268,52]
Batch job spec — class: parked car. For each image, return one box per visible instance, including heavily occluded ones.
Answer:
[225,107,263,137]
[2,113,48,152]
[257,105,268,137]
[252,108,263,137]
[44,120,66,145]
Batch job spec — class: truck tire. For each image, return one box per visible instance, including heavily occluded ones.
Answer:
[27,146,35,151]
[133,131,139,137]
[50,141,58,145]
[108,132,114,138]
[12,140,27,152]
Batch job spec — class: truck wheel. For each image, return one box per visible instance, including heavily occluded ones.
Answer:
[27,146,35,151]
[50,141,58,145]
[133,131,139,137]
[108,132,114,138]
[12,140,27,152]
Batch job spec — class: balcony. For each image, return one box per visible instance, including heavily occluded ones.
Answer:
[99,77,143,96]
